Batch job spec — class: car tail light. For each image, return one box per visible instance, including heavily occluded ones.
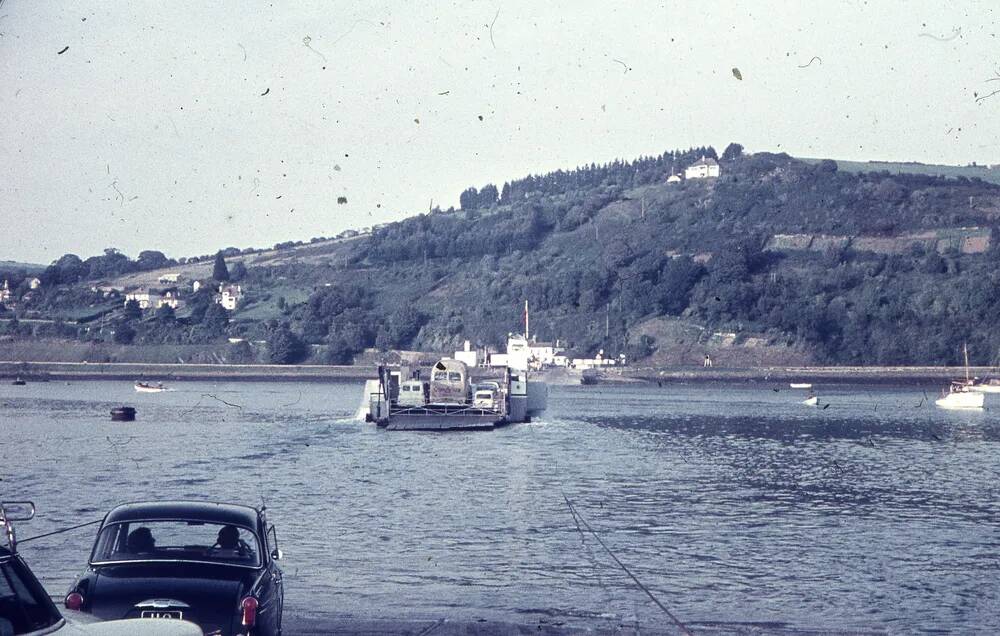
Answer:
[240,596,258,627]
[65,592,84,610]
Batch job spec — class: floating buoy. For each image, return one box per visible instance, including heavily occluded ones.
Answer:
[110,406,136,421]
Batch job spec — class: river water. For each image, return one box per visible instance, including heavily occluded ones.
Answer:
[2,379,999,633]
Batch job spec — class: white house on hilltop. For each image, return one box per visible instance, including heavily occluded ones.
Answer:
[684,156,720,180]
[217,284,243,310]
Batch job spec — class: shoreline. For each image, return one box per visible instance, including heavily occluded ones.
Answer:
[0,360,375,382]
[0,359,985,384]
[619,365,980,385]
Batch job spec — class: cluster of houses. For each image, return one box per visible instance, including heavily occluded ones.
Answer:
[0,277,42,308]
[453,337,625,371]
[121,274,244,313]
[666,156,721,183]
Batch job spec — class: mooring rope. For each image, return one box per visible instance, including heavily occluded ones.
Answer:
[19,519,102,545]
[562,493,692,636]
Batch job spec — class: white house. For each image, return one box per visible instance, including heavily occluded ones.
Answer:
[528,341,560,367]
[454,340,478,367]
[0,280,11,303]
[684,156,720,180]
[28,277,42,290]
[217,284,243,310]
[571,350,617,369]
[124,288,160,310]
[158,273,181,284]
[666,173,682,184]
[157,291,185,310]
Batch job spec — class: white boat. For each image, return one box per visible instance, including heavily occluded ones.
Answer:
[968,378,1000,393]
[936,344,985,409]
[803,395,819,406]
[789,383,812,389]
[134,382,170,393]
[935,382,985,409]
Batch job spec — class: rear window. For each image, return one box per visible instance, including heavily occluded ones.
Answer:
[448,372,462,381]
[0,558,62,633]
[91,521,262,567]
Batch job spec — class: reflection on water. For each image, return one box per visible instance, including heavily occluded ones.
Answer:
[2,380,999,631]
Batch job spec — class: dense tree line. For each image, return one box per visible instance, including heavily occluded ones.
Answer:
[42,248,178,285]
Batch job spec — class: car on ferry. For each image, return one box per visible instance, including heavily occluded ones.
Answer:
[473,381,500,410]
[395,379,428,407]
[65,501,284,636]
[0,501,200,636]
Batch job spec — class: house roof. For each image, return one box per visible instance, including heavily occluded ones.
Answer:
[689,156,719,167]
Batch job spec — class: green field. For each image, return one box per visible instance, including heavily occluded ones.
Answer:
[802,157,1000,185]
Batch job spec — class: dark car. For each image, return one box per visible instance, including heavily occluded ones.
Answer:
[65,502,284,636]
[1,501,199,636]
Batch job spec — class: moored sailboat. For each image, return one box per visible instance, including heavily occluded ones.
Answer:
[935,344,985,409]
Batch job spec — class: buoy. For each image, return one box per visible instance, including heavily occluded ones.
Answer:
[110,406,136,421]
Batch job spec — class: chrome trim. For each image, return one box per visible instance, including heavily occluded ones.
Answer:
[90,558,262,570]
[136,598,192,609]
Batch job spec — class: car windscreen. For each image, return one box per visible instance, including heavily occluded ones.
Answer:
[91,521,261,567]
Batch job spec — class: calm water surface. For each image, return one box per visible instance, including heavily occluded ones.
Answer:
[2,379,999,633]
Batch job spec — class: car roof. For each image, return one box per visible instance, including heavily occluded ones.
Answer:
[103,501,260,529]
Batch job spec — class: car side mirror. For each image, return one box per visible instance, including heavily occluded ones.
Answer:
[271,548,283,560]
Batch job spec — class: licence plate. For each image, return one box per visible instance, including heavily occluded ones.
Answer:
[141,610,183,619]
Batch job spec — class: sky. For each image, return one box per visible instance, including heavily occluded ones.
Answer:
[2,1,999,265]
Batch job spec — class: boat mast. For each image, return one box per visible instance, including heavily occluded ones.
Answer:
[964,342,970,382]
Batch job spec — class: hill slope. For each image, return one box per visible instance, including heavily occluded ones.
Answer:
[8,148,1000,366]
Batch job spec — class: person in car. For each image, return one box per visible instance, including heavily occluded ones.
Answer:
[126,527,155,553]
[211,525,253,559]
[215,525,240,550]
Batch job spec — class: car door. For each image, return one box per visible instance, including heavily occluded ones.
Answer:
[264,525,283,636]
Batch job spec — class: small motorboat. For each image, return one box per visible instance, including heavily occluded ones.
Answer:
[134,381,170,393]
[789,383,812,389]
[803,394,819,406]
[11,377,26,386]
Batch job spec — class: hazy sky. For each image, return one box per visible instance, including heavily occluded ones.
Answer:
[2,1,998,264]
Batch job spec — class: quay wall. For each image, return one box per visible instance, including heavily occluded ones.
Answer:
[0,360,374,382]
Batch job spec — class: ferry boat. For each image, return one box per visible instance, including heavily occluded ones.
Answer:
[363,311,548,430]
